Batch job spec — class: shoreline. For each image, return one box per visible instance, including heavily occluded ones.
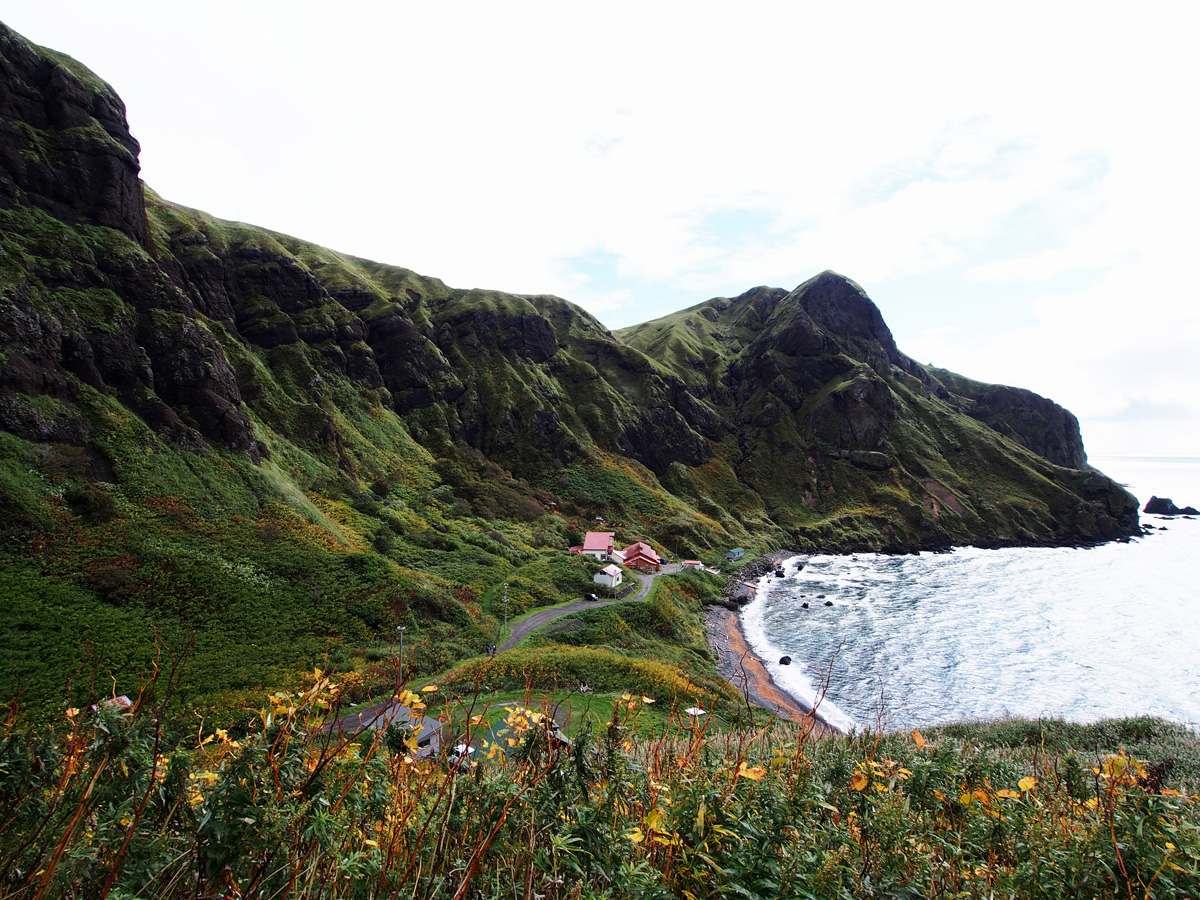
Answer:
[706,551,842,735]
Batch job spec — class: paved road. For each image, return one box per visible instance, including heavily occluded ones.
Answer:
[499,564,680,650]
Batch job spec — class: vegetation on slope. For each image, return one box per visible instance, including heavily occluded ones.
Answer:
[0,25,1194,899]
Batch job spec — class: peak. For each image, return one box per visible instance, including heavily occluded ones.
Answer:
[795,270,870,299]
[789,270,899,360]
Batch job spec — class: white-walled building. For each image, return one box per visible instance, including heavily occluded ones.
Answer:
[594,564,623,590]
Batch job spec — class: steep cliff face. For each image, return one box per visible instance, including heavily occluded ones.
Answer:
[0,22,1146,716]
[928,367,1088,470]
[0,23,146,245]
[0,25,262,459]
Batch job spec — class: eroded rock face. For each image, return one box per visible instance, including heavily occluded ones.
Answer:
[0,21,1143,550]
[140,318,258,454]
[967,385,1087,470]
[440,306,560,364]
[807,370,896,451]
[0,25,266,459]
[0,23,147,245]
[793,271,902,369]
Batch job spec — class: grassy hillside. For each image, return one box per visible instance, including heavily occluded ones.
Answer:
[0,25,1194,899]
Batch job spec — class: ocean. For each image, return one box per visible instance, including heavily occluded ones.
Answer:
[743,456,1200,733]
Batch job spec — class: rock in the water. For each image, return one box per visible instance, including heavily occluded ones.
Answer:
[779,656,792,665]
[824,600,833,607]
[1144,496,1199,516]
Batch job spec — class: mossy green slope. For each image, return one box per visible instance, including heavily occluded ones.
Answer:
[618,272,1137,550]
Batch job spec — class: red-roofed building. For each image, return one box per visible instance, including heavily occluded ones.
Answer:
[620,541,661,573]
[573,531,617,561]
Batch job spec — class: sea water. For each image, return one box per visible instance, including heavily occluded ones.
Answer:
[743,456,1200,732]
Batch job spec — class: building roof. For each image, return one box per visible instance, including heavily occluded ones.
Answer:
[600,564,622,577]
[332,702,443,756]
[621,541,660,563]
[582,531,616,552]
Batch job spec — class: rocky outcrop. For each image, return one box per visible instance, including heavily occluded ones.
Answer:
[807,370,896,451]
[793,271,902,372]
[0,23,146,245]
[1144,496,1199,516]
[966,385,1087,469]
[929,367,1087,469]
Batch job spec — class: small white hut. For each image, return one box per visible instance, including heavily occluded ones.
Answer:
[593,564,623,590]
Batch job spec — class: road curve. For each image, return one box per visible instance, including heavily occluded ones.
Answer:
[499,564,680,650]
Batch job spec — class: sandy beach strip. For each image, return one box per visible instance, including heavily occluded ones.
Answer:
[706,604,841,736]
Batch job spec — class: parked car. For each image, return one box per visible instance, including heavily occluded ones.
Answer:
[584,592,599,601]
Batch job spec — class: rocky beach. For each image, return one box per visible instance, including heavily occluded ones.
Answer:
[707,552,841,734]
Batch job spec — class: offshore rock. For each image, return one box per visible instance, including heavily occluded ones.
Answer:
[1144,496,1200,516]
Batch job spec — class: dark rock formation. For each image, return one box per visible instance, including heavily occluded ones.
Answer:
[967,385,1087,470]
[0,23,147,245]
[1144,496,1200,516]
[794,270,903,372]
[929,367,1088,469]
[0,21,1142,553]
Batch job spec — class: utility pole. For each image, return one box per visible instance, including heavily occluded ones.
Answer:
[396,626,405,693]
[502,582,509,638]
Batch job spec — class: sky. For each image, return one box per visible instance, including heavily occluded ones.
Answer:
[5,1,1199,466]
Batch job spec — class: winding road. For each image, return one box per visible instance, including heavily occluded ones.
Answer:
[499,563,681,650]
[329,564,682,736]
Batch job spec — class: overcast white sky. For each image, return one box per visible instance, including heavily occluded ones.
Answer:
[6,2,1199,465]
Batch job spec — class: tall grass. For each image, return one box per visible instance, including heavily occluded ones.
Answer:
[1,666,1197,899]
